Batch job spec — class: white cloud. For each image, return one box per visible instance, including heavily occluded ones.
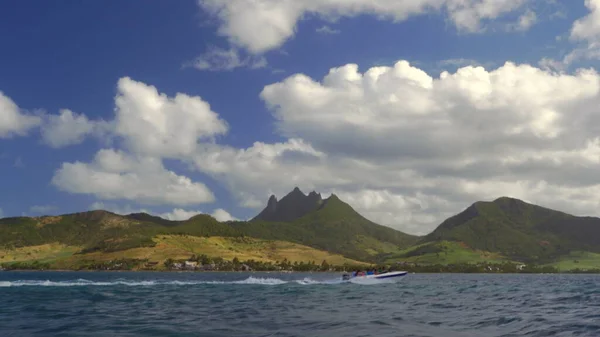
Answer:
[316,25,340,34]
[211,208,238,222]
[0,208,3,218]
[40,109,111,148]
[0,91,42,138]
[52,149,215,206]
[49,77,229,209]
[198,0,534,54]
[159,208,202,221]
[114,77,229,158]
[188,59,600,235]
[189,46,267,71]
[570,0,600,43]
[538,57,565,72]
[161,208,238,221]
[89,202,237,222]
[43,59,600,235]
[565,0,600,64]
[507,9,537,32]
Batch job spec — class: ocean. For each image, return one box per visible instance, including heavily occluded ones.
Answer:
[1,271,599,337]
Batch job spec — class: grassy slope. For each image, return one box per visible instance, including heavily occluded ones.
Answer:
[5,195,600,270]
[544,251,600,271]
[0,243,81,264]
[0,235,367,269]
[382,241,509,265]
[288,195,419,260]
[421,197,600,264]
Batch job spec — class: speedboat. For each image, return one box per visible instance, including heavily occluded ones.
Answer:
[342,271,408,284]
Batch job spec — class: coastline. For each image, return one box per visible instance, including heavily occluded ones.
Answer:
[2,268,600,274]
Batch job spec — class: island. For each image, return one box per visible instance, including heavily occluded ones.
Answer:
[2,187,600,274]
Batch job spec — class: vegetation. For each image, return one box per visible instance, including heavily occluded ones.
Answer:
[2,189,600,273]
[0,235,366,270]
[421,197,600,264]
[0,190,418,264]
[381,241,511,265]
[543,251,600,272]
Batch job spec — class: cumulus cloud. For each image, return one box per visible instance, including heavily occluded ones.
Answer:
[89,202,237,222]
[52,149,215,206]
[114,77,229,158]
[198,0,534,54]
[189,46,267,71]
[570,0,600,43]
[159,208,202,221]
[49,77,230,208]
[506,9,537,32]
[0,91,42,138]
[565,0,600,64]
[211,208,239,222]
[160,208,238,222]
[40,109,111,148]
[188,59,600,235]
[44,59,600,235]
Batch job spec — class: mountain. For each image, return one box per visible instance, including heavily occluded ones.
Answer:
[247,188,419,261]
[252,187,324,222]
[3,191,600,271]
[387,197,600,267]
[0,189,419,268]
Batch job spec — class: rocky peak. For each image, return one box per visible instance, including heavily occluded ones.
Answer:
[251,187,324,222]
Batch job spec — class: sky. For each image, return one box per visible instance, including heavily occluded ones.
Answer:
[1,0,600,235]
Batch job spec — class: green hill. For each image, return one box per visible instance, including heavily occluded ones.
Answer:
[252,187,324,222]
[418,197,600,265]
[0,188,419,267]
[3,191,600,271]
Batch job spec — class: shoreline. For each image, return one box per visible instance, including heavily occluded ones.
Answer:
[2,269,600,274]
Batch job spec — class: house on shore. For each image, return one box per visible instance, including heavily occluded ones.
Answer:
[184,261,198,270]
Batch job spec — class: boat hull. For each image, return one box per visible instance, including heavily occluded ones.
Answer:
[345,271,408,284]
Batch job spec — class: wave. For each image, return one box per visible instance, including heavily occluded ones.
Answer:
[0,276,345,288]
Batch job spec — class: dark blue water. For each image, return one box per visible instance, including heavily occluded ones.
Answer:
[1,272,599,337]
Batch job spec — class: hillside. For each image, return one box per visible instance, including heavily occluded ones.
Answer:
[252,187,324,222]
[0,188,419,267]
[418,197,600,264]
[3,192,600,271]
[246,188,419,261]
[0,235,366,270]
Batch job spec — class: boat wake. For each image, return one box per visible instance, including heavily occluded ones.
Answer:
[0,276,399,287]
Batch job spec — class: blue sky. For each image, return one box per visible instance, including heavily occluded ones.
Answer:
[1,0,600,234]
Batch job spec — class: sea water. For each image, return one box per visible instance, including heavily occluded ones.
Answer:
[1,272,599,337]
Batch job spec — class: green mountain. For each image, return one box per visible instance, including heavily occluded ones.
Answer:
[252,187,324,222]
[248,188,418,260]
[0,188,418,266]
[385,197,600,268]
[3,191,600,271]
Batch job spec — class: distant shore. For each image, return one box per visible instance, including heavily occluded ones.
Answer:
[2,268,600,274]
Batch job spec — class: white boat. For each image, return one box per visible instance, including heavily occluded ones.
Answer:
[341,271,408,284]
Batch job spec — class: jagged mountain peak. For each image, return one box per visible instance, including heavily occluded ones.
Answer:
[251,187,324,222]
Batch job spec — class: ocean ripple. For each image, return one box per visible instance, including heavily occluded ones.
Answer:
[1,272,600,336]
